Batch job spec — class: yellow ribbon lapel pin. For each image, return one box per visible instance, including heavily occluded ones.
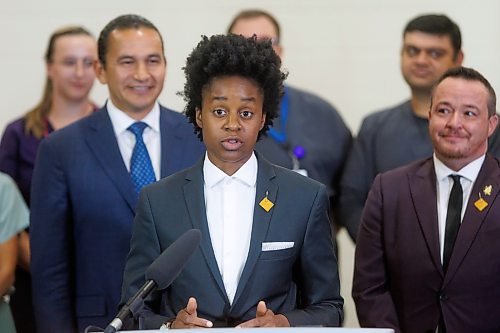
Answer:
[474,192,488,212]
[259,191,274,212]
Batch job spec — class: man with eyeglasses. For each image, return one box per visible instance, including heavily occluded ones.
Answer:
[338,14,500,241]
[228,9,352,232]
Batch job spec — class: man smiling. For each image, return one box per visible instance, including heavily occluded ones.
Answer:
[353,67,500,332]
[30,14,204,332]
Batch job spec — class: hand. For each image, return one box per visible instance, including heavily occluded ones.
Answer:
[171,297,213,329]
[237,301,290,328]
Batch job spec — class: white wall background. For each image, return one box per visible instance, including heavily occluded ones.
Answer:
[2,0,499,328]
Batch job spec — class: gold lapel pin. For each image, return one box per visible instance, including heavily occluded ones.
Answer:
[259,190,274,212]
[474,192,488,212]
[483,185,492,196]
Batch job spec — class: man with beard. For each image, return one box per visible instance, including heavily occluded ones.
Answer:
[338,14,500,240]
[353,67,500,332]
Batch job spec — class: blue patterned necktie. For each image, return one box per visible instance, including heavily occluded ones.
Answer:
[128,122,156,193]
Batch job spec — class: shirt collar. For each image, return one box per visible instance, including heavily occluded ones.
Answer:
[203,152,258,188]
[106,99,160,135]
[433,153,485,183]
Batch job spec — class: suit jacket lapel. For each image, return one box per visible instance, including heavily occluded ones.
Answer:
[444,155,500,285]
[409,159,443,276]
[159,106,186,178]
[182,159,228,300]
[232,154,276,307]
[84,108,137,212]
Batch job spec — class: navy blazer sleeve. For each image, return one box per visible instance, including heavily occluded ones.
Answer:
[30,137,77,332]
[337,114,381,241]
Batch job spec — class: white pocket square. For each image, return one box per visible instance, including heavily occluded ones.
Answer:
[261,242,294,251]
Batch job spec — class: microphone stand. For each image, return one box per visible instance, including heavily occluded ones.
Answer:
[104,280,156,333]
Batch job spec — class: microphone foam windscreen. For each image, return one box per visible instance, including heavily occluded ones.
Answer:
[145,229,201,290]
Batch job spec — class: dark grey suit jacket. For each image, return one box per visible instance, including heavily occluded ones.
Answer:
[121,153,343,328]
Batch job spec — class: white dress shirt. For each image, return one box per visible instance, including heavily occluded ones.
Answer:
[203,152,257,304]
[433,154,485,263]
[107,99,161,180]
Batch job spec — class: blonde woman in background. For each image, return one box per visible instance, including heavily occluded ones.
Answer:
[0,26,97,333]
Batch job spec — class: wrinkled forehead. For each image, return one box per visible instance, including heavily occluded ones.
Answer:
[432,77,490,109]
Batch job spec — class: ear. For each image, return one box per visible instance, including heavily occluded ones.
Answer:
[488,114,498,137]
[273,45,283,59]
[195,107,203,128]
[260,113,266,130]
[428,99,434,120]
[164,56,168,77]
[46,61,54,80]
[94,60,107,84]
[454,50,464,66]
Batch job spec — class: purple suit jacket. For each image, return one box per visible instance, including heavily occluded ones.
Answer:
[353,155,500,333]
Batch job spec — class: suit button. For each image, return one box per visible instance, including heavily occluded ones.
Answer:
[439,293,448,301]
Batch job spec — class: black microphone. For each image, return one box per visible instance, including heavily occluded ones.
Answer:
[104,229,202,333]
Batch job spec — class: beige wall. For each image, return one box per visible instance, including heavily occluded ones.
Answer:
[2,0,500,327]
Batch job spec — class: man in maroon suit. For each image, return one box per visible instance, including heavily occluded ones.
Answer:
[353,66,500,333]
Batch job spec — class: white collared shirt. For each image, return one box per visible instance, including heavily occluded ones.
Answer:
[203,152,257,304]
[434,154,485,263]
[107,99,161,180]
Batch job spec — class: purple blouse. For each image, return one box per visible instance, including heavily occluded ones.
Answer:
[0,117,54,205]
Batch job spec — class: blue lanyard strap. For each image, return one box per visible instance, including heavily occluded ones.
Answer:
[267,87,306,170]
[268,86,289,144]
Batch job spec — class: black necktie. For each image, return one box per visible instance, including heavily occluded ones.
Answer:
[443,175,463,273]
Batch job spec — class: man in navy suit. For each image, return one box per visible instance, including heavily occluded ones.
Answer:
[30,15,204,332]
[228,9,352,224]
[353,67,500,332]
[121,34,343,329]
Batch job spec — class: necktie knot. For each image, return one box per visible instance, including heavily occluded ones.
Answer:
[128,122,148,138]
[450,174,461,184]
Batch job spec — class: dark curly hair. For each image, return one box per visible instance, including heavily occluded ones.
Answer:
[182,34,287,140]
